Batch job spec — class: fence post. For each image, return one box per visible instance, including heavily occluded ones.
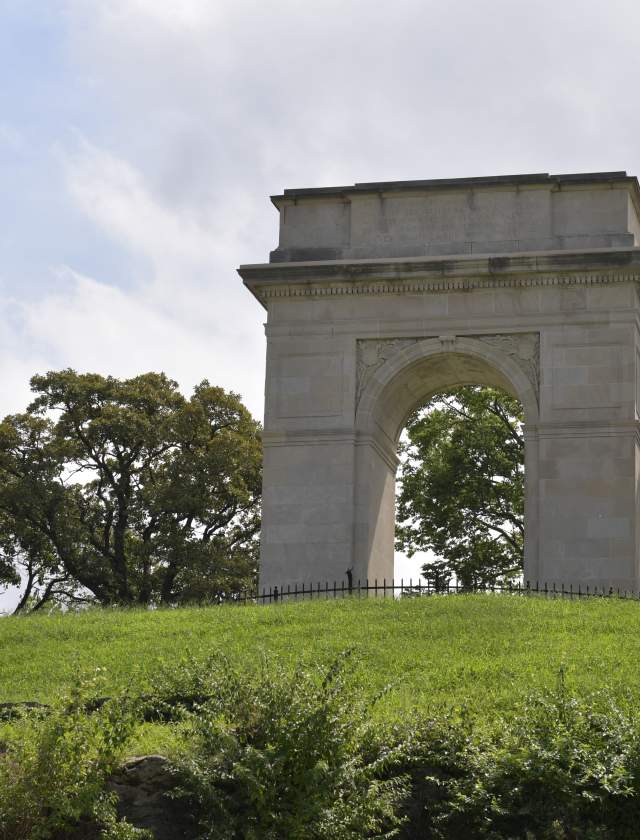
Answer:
[274,586,279,604]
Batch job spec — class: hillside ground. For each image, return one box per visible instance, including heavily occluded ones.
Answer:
[2,594,639,738]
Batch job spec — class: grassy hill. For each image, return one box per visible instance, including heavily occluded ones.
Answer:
[2,593,640,722]
[4,594,640,838]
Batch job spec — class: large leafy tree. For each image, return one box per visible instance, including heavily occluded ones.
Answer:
[396,386,524,589]
[0,370,261,612]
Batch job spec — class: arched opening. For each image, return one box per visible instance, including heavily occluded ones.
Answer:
[394,384,524,590]
[354,337,539,586]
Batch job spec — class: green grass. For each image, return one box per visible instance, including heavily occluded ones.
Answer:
[2,594,640,722]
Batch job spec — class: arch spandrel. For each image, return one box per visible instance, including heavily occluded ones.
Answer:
[355,335,540,448]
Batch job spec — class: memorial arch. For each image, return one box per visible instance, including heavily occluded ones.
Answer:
[239,172,640,591]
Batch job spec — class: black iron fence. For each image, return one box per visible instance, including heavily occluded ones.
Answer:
[231,578,640,605]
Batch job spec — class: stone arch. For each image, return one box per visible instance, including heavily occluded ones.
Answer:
[352,336,539,584]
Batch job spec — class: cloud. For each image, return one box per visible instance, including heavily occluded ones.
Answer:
[3,262,264,418]
[0,139,266,420]
[95,0,218,29]
[5,0,640,422]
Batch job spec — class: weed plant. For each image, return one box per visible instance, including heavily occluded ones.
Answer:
[0,673,149,840]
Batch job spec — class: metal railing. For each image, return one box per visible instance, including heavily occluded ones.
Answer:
[229,578,640,605]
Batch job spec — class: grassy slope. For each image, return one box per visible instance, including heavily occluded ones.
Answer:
[1,594,639,722]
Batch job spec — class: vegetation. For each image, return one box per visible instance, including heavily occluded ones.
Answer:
[163,651,407,839]
[0,370,261,612]
[397,386,524,588]
[5,632,640,839]
[2,595,640,721]
[0,674,147,839]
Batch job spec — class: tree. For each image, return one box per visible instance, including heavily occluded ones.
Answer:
[396,386,524,589]
[0,370,261,612]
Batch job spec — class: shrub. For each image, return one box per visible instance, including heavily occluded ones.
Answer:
[0,671,149,840]
[397,672,640,839]
[164,650,410,839]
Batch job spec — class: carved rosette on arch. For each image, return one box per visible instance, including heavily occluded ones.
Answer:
[355,332,540,409]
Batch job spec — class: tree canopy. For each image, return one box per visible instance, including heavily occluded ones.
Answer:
[396,386,524,589]
[0,370,261,612]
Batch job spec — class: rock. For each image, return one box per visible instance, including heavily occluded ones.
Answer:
[0,700,49,720]
[108,755,198,840]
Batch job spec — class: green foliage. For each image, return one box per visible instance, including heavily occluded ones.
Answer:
[0,672,148,840]
[161,651,409,839]
[397,386,524,587]
[0,370,262,610]
[395,674,640,838]
[5,631,640,838]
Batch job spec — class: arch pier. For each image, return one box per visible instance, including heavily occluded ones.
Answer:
[239,172,640,591]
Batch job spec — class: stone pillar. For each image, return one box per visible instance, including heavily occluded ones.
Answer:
[258,331,358,590]
[535,323,639,589]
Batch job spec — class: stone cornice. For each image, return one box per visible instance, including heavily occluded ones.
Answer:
[238,248,640,308]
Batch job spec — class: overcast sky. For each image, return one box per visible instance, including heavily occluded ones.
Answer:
[1,0,640,607]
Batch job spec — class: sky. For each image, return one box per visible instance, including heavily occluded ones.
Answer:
[1,0,640,608]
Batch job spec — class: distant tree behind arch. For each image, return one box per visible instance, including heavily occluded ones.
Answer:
[0,370,261,612]
[396,386,524,589]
